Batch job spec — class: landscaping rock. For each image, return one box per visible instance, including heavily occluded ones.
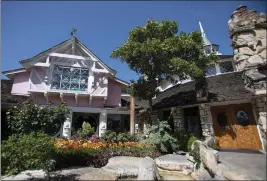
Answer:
[185,153,195,163]
[50,167,117,180]
[137,157,160,181]
[174,151,187,155]
[222,171,251,180]
[182,169,192,176]
[213,149,219,162]
[155,154,194,171]
[102,156,142,177]
[2,170,48,180]
[203,136,216,147]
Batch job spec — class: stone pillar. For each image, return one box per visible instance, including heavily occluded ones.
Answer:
[62,111,73,138]
[252,95,267,150]
[99,110,107,137]
[151,113,159,126]
[228,5,266,71]
[171,107,184,131]
[199,104,214,138]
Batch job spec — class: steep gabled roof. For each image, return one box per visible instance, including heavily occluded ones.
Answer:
[19,38,72,64]
[19,37,116,75]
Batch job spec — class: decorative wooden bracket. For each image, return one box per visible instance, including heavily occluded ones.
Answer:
[75,93,78,106]
[44,92,49,104]
[89,96,93,106]
[103,97,107,104]
[60,93,64,103]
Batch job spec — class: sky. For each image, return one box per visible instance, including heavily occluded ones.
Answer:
[2,1,266,82]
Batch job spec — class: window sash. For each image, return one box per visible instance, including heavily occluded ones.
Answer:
[52,65,89,91]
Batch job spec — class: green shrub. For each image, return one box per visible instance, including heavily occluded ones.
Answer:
[6,101,70,136]
[116,132,138,142]
[173,130,191,152]
[141,121,178,153]
[1,132,56,175]
[77,122,95,138]
[101,131,117,143]
[101,131,138,143]
[189,141,201,169]
[187,136,198,152]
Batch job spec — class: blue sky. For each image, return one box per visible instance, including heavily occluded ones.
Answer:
[2,1,266,82]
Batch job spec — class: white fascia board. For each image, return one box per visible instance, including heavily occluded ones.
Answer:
[48,53,94,61]
[76,41,116,75]
[33,63,50,67]
[92,68,109,74]
[3,69,27,75]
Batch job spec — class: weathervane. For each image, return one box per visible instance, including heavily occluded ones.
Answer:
[71,28,77,37]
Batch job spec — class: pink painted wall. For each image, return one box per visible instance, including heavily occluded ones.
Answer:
[78,97,89,107]
[11,71,30,95]
[92,97,104,107]
[10,69,123,108]
[106,78,123,107]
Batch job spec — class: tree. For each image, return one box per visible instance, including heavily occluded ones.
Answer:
[6,101,70,136]
[111,19,217,124]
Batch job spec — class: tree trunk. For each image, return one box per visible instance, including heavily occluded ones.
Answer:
[130,95,135,135]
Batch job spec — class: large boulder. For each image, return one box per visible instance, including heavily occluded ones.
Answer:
[155,154,194,171]
[222,171,251,180]
[191,139,225,179]
[102,156,142,177]
[137,157,160,181]
[2,170,48,180]
[203,136,216,147]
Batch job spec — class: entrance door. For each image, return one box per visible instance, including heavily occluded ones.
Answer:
[211,103,262,150]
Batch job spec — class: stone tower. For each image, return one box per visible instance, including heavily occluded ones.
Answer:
[228,5,266,70]
[229,5,267,150]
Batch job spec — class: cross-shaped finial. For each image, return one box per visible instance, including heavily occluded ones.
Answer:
[71,28,77,37]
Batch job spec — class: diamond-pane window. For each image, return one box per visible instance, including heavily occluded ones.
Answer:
[220,61,234,73]
[51,65,89,92]
[205,64,217,76]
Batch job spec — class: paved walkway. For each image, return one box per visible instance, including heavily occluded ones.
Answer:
[218,149,266,180]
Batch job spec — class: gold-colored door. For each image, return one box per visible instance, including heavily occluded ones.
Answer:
[231,103,262,150]
[211,103,262,150]
[211,106,238,149]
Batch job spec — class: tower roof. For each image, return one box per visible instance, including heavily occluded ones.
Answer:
[199,22,212,46]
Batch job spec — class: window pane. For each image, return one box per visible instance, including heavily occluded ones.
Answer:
[217,113,227,128]
[51,65,89,91]
[220,61,234,73]
[236,110,249,126]
[205,64,216,76]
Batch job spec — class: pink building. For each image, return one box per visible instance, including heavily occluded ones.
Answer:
[3,36,132,138]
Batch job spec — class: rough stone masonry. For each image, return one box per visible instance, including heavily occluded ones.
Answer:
[229,5,267,150]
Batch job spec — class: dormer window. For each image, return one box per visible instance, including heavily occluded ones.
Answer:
[51,65,89,91]
[205,64,216,76]
[219,61,234,73]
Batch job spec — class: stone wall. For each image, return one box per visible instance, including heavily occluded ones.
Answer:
[198,104,214,138]
[252,95,267,149]
[171,107,184,131]
[228,5,266,70]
